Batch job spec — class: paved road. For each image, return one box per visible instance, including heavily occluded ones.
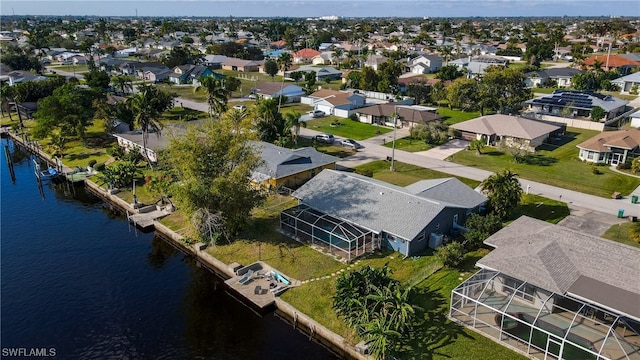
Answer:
[299,126,640,218]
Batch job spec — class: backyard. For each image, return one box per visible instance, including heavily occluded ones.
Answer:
[449,127,640,198]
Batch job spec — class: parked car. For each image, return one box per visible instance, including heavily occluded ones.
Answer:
[308,110,325,118]
[340,138,363,149]
[233,104,246,111]
[248,94,257,99]
[313,133,334,144]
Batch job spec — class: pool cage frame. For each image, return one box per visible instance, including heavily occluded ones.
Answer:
[450,269,640,360]
[280,204,378,262]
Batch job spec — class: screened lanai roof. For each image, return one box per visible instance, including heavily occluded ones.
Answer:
[452,268,640,360]
[282,204,372,241]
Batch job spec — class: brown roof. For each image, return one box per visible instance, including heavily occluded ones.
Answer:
[397,75,440,86]
[583,54,640,68]
[577,128,640,152]
[254,82,284,96]
[222,57,258,67]
[357,104,442,123]
[308,89,358,106]
[451,114,562,140]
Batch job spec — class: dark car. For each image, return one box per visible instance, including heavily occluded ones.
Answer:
[313,133,334,144]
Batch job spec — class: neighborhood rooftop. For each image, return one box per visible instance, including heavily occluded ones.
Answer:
[451,114,563,140]
[479,216,640,320]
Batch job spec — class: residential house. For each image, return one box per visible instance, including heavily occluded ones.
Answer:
[253,82,305,102]
[189,66,219,86]
[611,72,640,94]
[250,141,338,189]
[365,54,388,71]
[292,48,321,64]
[582,54,639,74]
[302,89,366,117]
[113,130,169,163]
[451,114,565,151]
[407,54,443,74]
[576,128,640,165]
[450,216,640,360]
[202,54,228,69]
[525,90,628,122]
[285,65,342,82]
[524,68,583,88]
[0,70,47,86]
[222,57,259,72]
[168,65,195,84]
[630,110,640,128]
[466,56,509,78]
[280,169,487,261]
[311,52,333,65]
[354,104,442,128]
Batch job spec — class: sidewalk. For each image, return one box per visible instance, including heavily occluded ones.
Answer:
[300,126,640,218]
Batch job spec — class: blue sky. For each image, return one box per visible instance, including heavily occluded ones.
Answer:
[1,0,639,18]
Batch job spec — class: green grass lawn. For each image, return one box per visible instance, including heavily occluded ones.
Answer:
[305,117,392,140]
[508,194,570,224]
[355,160,481,189]
[383,137,433,152]
[437,108,482,126]
[450,128,640,198]
[294,137,356,158]
[156,84,208,102]
[601,222,640,248]
[532,87,558,94]
[50,64,89,73]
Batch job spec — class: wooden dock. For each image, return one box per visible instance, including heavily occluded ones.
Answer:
[128,205,171,230]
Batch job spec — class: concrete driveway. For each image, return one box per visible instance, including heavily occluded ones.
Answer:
[416,139,469,160]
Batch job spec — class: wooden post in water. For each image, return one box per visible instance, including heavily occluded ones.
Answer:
[4,144,15,183]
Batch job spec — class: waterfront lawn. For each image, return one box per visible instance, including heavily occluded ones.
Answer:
[355,160,480,189]
[601,222,640,248]
[206,195,345,281]
[437,108,482,126]
[449,128,640,198]
[305,117,392,140]
[508,194,570,224]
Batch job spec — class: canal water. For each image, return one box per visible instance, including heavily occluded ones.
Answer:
[0,139,338,359]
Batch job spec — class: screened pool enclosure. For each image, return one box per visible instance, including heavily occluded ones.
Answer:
[450,269,640,360]
[280,204,378,261]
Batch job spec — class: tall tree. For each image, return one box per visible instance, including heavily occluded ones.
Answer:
[283,110,305,145]
[264,59,279,78]
[127,84,175,165]
[276,52,292,111]
[195,76,228,119]
[32,83,98,140]
[164,116,266,237]
[255,98,285,142]
[480,170,523,219]
[111,75,134,95]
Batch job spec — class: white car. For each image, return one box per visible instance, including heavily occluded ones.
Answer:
[233,105,246,111]
[248,94,257,99]
[308,110,325,118]
[340,138,363,149]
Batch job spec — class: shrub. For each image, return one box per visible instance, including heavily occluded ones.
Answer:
[355,168,373,177]
[463,213,503,250]
[94,163,106,171]
[88,159,97,168]
[591,167,602,175]
[349,113,359,122]
[435,241,465,268]
[617,159,632,170]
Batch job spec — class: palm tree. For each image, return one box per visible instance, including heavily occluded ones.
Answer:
[255,98,285,142]
[366,284,417,333]
[469,139,485,155]
[480,169,523,219]
[112,75,133,95]
[283,111,305,145]
[276,52,292,112]
[0,85,14,121]
[127,84,174,167]
[224,106,248,135]
[361,316,401,360]
[195,75,228,120]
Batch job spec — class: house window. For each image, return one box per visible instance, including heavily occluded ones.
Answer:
[587,151,594,160]
[416,233,425,242]
[453,214,458,225]
[435,223,440,231]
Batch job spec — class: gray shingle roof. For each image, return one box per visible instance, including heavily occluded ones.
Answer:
[251,142,338,180]
[404,178,486,209]
[451,114,562,140]
[292,170,461,240]
[479,216,640,319]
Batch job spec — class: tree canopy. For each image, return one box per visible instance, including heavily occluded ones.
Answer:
[480,170,523,219]
[164,116,266,237]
